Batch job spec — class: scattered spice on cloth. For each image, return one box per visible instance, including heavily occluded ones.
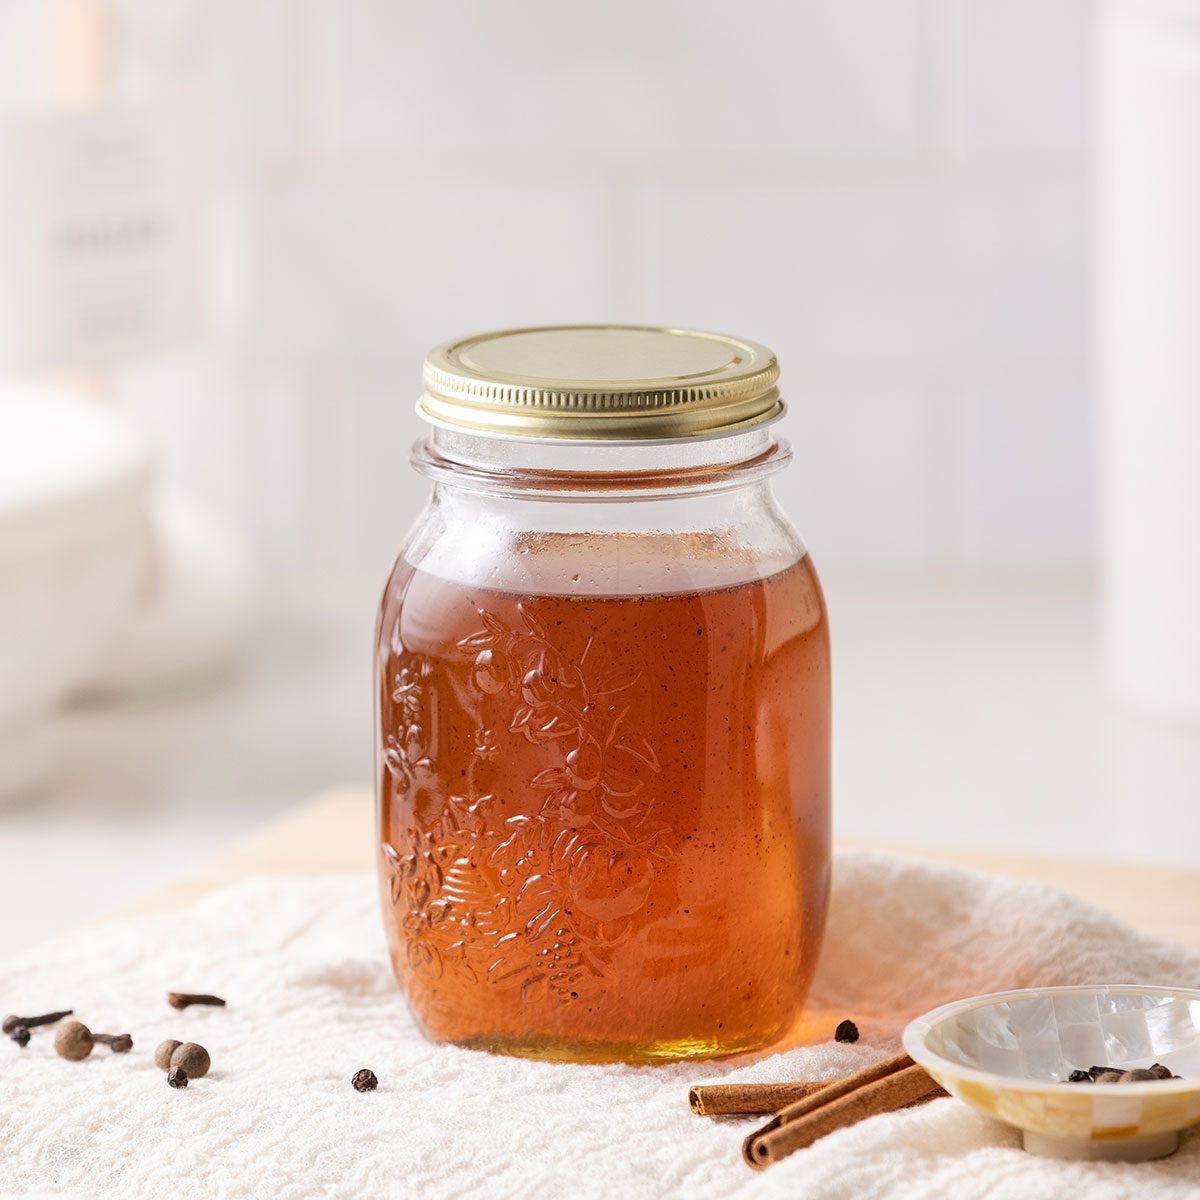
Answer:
[2,852,1200,1199]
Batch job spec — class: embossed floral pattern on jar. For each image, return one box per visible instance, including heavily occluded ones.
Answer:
[381,603,671,1003]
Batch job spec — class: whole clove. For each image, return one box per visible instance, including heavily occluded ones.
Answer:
[1064,1063,1184,1084]
[167,1067,189,1089]
[1121,1068,1159,1082]
[53,1021,133,1060]
[834,1019,859,1044]
[167,993,226,1011]
[352,1069,379,1093]
[3,1010,72,1035]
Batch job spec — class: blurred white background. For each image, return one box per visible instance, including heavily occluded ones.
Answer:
[3,0,1199,955]
[44,0,1095,572]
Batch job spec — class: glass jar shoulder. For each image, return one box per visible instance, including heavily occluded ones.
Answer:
[388,486,810,602]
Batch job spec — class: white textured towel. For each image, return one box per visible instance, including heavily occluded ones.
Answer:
[2,853,1200,1200]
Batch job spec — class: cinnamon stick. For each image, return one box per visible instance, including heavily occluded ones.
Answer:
[688,1081,827,1116]
[743,1058,944,1170]
[746,1052,912,1140]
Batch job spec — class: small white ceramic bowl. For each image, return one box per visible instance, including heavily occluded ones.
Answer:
[903,984,1200,1162]
[0,385,148,798]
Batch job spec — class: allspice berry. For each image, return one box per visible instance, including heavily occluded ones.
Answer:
[155,1039,182,1071]
[167,1067,189,1089]
[54,1020,94,1061]
[170,1042,210,1079]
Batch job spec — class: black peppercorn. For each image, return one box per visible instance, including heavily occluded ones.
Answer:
[167,1067,189,1089]
[352,1068,378,1093]
[1067,1069,1091,1083]
[9,1025,30,1048]
[834,1019,859,1044]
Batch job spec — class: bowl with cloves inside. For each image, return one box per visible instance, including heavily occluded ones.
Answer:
[903,984,1200,1162]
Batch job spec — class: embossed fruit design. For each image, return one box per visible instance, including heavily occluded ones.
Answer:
[564,741,603,790]
[472,648,509,695]
[521,659,560,707]
[567,842,656,924]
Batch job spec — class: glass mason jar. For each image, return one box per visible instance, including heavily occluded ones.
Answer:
[375,326,830,1063]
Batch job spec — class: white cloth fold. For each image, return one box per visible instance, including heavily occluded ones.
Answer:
[2,852,1199,1200]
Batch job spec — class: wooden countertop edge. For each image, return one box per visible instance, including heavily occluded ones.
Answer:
[108,788,1200,950]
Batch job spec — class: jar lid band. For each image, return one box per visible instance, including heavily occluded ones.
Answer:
[419,325,782,441]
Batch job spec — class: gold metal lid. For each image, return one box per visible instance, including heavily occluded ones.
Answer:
[419,325,782,440]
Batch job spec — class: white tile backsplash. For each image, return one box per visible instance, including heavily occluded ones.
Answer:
[945,177,1090,368]
[781,380,943,562]
[956,0,1094,161]
[0,0,1095,570]
[631,179,949,372]
[303,0,939,160]
[203,0,309,166]
[952,374,1094,563]
[242,174,614,363]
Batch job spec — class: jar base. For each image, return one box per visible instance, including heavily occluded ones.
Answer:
[451,1026,791,1065]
